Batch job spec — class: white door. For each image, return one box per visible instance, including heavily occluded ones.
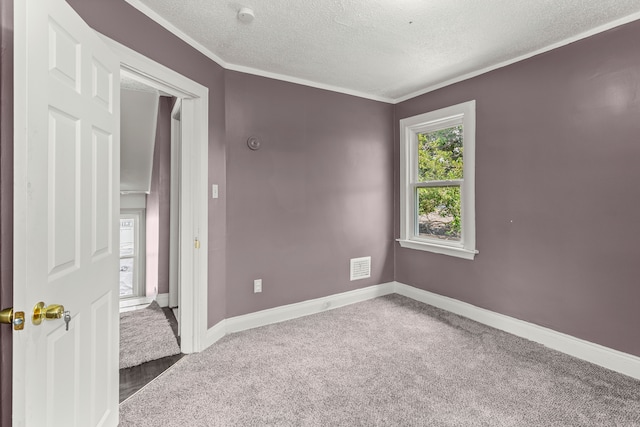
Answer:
[13,0,120,426]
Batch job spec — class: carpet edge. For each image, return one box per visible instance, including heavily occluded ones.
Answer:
[394,281,640,380]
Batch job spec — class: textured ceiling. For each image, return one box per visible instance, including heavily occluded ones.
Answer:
[125,0,640,102]
[121,74,159,94]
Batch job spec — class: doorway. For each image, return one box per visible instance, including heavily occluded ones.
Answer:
[119,82,176,309]
[118,72,183,400]
[101,34,210,356]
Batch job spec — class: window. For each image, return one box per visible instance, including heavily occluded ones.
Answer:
[119,210,145,298]
[398,100,477,260]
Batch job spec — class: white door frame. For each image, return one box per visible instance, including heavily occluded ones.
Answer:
[100,35,209,353]
[169,99,182,309]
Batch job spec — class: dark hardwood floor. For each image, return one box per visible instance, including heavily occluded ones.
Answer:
[119,307,184,403]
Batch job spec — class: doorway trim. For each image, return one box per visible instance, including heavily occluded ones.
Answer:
[169,99,182,309]
[100,35,209,353]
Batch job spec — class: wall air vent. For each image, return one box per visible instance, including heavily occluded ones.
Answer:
[350,256,371,281]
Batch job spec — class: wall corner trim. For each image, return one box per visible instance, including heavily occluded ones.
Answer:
[201,281,640,381]
[393,282,640,380]
[204,319,227,349]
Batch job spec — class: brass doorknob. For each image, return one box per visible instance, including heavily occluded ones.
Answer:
[32,302,65,325]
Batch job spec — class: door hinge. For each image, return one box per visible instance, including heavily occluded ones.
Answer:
[194,239,200,249]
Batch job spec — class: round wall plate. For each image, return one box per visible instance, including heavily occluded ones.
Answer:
[247,136,261,150]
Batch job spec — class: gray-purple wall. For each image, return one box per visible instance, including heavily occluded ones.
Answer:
[0,0,12,425]
[395,20,640,358]
[146,96,173,296]
[225,71,394,316]
[66,0,228,328]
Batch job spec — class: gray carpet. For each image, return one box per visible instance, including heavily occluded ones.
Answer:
[119,295,640,426]
[120,301,181,369]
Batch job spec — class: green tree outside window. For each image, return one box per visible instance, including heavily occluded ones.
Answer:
[417,125,463,240]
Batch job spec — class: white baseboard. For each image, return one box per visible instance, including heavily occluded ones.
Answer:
[226,282,396,334]
[393,282,640,380]
[119,295,153,310]
[119,293,169,311]
[199,280,640,381]
[156,293,169,307]
[204,319,227,349]
[203,282,396,348]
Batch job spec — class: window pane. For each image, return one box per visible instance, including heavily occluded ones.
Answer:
[416,186,461,241]
[120,258,134,297]
[120,218,135,257]
[417,125,463,182]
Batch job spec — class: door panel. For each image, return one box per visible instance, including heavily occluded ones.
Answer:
[90,293,113,426]
[48,107,81,278]
[91,127,113,259]
[91,58,113,112]
[13,0,120,426]
[46,320,80,427]
[48,19,81,92]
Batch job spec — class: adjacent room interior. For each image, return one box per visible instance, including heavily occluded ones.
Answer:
[118,75,183,399]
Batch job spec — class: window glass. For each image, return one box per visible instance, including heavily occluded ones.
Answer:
[120,218,135,257]
[416,186,461,241]
[119,216,138,298]
[417,126,464,181]
[120,258,134,297]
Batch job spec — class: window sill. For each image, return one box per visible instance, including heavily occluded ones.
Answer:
[396,239,478,260]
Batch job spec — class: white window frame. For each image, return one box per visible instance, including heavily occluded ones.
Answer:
[398,100,478,260]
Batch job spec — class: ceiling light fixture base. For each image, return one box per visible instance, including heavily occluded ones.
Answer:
[237,7,255,24]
